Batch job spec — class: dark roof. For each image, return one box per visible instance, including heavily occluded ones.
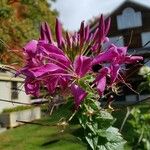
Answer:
[90,0,150,31]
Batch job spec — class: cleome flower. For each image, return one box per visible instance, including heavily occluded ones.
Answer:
[18,16,143,108]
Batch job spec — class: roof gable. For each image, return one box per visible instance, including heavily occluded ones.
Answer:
[110,1,150,16]
[90,1,150,31]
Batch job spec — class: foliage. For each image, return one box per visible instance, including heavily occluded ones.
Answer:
[127,105,150,150]
[112,104,150,150]
[78,99,125,150]
[0,106,86,150]
[2,105,33,113]
[129,65,150,149]
[76,76,126,150]
[138,66,150,93]
[0,0,57,66]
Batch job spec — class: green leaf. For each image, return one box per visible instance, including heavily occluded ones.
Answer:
[96,127,126,150]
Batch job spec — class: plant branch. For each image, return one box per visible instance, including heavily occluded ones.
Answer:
[120,107,132,132]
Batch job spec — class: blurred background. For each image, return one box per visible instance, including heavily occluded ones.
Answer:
[0,1,150,150]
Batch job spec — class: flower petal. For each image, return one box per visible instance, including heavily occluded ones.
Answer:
[71,84,87,108]
[92,44,118,65]
[40,44,71,68]
[44,22,53,44]
[95,67,110,95]
[110,64,120,84]
[105,17,111,35]
[24,78,40,97]
[125,56,143,64]
[117,46,128,56]
[45,76,59,94]
[23,40,38,57]
[22,63,64,78]
[56,18,63,48]
[74,55,91,78]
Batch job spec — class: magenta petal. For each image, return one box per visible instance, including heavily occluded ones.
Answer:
[46,76,58,94]
[125,56,143,64]
[105,17,111,35]
[85,25,90,41]
[93,28,99,42]
[98,15,105,43]
[117,46,128,56]
[92,44,118,65]
[59,77,69,89]
[110,64,120,84]
[79,21,85,46]
[24,78,40,97]
[42,43,65,56]
[41,44,71,67]
[95,67,110,95]
[71,84,87,108]
[66,32,72,48]
[97,75,106,96]
[44,22,53,44]
[56,18,63,48]
[40,23,46,41]
[23,40,38,56]
[74,55,91,78]
[26,63,64,78]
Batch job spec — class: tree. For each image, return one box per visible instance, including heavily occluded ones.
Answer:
[0,0,58,67]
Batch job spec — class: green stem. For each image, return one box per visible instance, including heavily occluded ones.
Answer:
[120,107,132,132]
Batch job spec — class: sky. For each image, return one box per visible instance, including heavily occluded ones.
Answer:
[51,0,150,31]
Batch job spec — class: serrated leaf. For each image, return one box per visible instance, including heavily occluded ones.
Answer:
[97,127,126,150]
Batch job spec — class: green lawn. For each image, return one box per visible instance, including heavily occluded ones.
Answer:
[1,102,149,150]
[0,105,87,150]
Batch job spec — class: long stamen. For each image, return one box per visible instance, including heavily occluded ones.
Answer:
[36,54,74,75]
[118,73,139,95]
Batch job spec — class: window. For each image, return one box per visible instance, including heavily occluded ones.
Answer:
[11,82,18,99]
[109,36,124,47]
[0,68,6,73]
[141,32,150,47]
[117,7,142,30]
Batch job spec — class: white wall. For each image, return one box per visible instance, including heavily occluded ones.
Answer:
[18,82,30,104]
[0,81,30,113]
[0,81,12,113]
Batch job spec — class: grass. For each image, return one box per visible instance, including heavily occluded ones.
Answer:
[1,101,149,150]
[2,105,33,113]
[0,104,87,150]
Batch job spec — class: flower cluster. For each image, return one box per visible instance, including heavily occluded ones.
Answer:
[18,15,143,108]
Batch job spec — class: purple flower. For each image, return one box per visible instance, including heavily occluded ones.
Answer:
[92,44,118,65]
[97,15,111,44]
[92,44,143,95]
[95,67,110,95]
[110,64,120,84]
[24,77,40,97]
[91,15,111,52]
[71,84,87,108]
[56,19,63,48]
[23,40,38,58]
[23,63,65,78]
[45,76,59,94]
[40,22,53,44]
[18,16,143,108]
[73,55,92,78]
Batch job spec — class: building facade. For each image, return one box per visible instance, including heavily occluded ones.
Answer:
[0,66,30,113]
[90,1,150,102]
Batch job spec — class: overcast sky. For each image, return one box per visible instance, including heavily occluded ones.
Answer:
[51,0,150,31]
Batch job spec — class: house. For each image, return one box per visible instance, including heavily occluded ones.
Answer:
[0,65,30,113]
[90,0,150,102]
